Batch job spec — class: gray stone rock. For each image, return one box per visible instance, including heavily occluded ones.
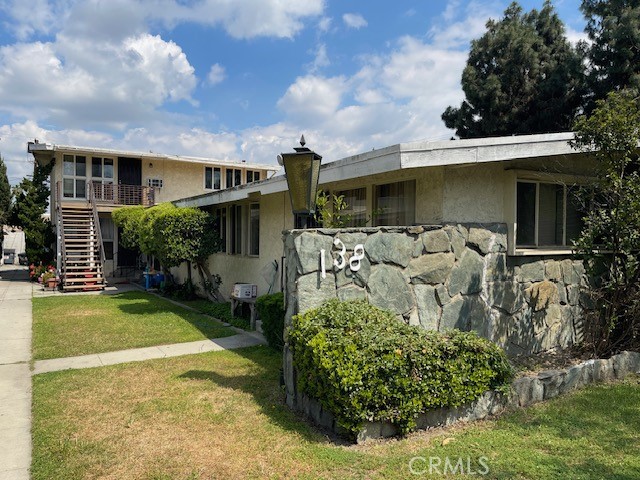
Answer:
[487,280,525,314]
[440,295,467,331]
[364,232,414,267]
[448,248,484,296]
[422,229,451,253]
[294,232,334,274]
[357,422,382,443]
[593,358,615,383]
[446,226,466,260]
[406,307,420,326]
[567,284,580,306]
[538,370,565,399]
[466,296,492,338]
[297,272,337,313]
[415,284,441,330]
[334,252,371,288]
[335,232,368,250]
[561,259,581,285]
[469,391,495,421]
[612,351,640,379]
[485,253,508,281]
[337,285,367,302]
[318,405,335,430]
[413,239,424,257]
[512,377,544,407]
[545,261,562,282]
[560,364,584,393]
[557,284,568,305]
[368,265,415,315]
[436,284,452,305]
[408,252,456,285]
[520,261,545,283]
[487,310,509,346]
[468,227,507,254]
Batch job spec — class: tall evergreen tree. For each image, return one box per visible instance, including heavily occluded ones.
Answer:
[0,156,10,222]
[0,156,10,252]
[10,161,54,265]
[581,0,640,104]
[442,1,585,138]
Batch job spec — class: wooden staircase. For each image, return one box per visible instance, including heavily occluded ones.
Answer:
[59,204,105,291]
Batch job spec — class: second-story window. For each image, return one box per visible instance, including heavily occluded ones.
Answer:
[63,154,87,199]
[205,167,221,190]
[92,157,114,201]
[226,168,242,188]
[246,171,261,183]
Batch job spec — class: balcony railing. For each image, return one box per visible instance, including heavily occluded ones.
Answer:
[91,182,155,207]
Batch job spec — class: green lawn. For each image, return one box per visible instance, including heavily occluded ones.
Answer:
[180,298,250,329]
[32,346,640,479]
[32,292,235,359]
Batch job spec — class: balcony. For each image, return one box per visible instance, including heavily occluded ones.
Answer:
[91,182,156,207]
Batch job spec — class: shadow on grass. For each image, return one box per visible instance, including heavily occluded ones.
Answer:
[113,291,234,339]
[176,346,347,447]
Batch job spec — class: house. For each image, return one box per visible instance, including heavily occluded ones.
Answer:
[172,132,598,356]
[28,141,276,290]
[173,132,596,293]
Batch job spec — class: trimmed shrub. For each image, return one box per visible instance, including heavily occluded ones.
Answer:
[256,292,285,350]
[288,299,513,437]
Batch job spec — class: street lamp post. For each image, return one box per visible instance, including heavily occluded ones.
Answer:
[278,135,322,229]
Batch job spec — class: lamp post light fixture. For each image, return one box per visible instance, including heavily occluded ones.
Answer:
[278,135,322,228]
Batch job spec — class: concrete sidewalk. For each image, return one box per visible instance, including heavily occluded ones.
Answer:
[0,266,32,480]
[33,332,267,375]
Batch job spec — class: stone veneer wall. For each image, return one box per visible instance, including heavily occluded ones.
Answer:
[284,224,588,354]
[283,224,590,412]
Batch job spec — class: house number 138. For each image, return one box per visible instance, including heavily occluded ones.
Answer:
[320,239,365,279]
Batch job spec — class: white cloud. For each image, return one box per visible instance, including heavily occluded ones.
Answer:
[307,44,330,73]
[318,16,332,33]
[207,63,226,85]
[565,25,588,46]
[1,0,325,42]
[0,33,197,128]
[277,75,347,125]
[342,13,368,29]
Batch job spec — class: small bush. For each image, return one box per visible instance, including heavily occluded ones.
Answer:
[288,299,513,437]
[256,293,285,350]
[160,279,198,301]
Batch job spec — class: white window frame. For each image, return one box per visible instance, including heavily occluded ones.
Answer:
[62,154,88,199]
[515,178,583,250]
[204,166,222,190]
[248,203,260,257]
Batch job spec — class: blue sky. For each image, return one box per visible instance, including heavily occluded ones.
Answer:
[0,0,586,185]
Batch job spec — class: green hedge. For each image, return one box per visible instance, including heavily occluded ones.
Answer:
[256,293,285,350]
[288,299,513,436]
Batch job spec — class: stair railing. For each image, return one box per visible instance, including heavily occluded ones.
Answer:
[87,181,106,266]
[56,181,67,283]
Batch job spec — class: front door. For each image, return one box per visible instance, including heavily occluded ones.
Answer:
[117,157,142,204]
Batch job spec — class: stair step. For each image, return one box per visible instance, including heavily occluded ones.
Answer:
[62,285,105,291]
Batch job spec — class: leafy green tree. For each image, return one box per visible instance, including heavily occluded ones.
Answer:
[571,90,640,355]
[442,1,585,138]
[581,0,640,106]
[113,203,222,300]
[10,161,54,265]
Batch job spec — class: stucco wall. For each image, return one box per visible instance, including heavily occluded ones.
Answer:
[442,164,506,223]
[171,191,294,298]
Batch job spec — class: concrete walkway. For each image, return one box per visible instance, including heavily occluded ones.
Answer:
[0,266,32,480]
[34,332,266,375]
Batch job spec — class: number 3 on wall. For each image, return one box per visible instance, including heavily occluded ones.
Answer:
[320,239,365,279]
